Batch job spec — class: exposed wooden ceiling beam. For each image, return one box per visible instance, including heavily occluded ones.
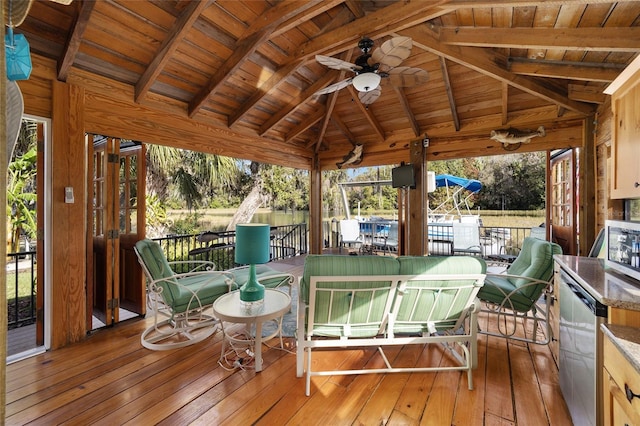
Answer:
[346,86,386,142]
[330,115,357,145]
[437,27,640,52]
[568,84,607,104]
[293,1,452,60]
[443,0,640,7]
[188,28,272,118]
[394,86,421,137]
[439,57,460,132]
[229,58,306,128]
[501,82,509,125]
[239,0,327,42]
[508,59,623,82]
[190,1,318,118]
[231,1,352,129]
[57,1,95,81]
[400,25,596,115]
[314,51,353,153]
[135,0,210,103]
[288,108,325,142]
[259,71,338,136]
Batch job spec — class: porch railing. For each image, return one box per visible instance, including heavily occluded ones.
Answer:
[153,223,308,269]
[4,223,544,328]
[7,251,37,330]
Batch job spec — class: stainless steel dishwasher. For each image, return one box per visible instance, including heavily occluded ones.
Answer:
[558,268,607,426]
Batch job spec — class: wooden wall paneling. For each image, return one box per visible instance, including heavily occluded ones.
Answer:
[51,81,87,349]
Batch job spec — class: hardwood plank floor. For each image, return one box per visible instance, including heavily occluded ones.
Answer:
[5,257,573,425]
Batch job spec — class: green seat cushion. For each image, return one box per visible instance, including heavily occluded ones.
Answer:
[136,239,230,313]
[172,273,231,313]
[395,256,486,333]
[300,255,400,304]
[478,275,539,312]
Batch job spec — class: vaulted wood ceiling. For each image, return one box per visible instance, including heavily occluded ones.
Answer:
[16,0,640,169]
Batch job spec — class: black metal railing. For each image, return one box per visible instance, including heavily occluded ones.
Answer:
[6,250,37,330]
[4,223,542,329]
[153,223,308,269]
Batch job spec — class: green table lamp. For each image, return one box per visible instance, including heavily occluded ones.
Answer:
[235,223,271,311]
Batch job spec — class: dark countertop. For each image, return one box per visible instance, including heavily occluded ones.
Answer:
[601,323,640,375]
[554,255,640,311]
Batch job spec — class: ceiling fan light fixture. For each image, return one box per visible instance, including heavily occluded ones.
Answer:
[352,72,381,92]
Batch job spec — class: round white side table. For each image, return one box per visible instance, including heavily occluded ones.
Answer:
[213,288,291,372]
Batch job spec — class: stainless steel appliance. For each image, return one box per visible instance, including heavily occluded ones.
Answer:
[558,268,607,426]
[605,219,640,281]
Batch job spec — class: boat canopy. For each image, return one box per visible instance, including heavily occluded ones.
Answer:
[435,174,482,193]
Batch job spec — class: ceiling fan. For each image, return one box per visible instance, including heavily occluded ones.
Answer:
[314,36,429,105]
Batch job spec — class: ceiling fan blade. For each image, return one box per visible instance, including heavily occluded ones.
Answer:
[315,78,353,95]
[388,67,429,87]
[358,87,381,105]
[315,55,361,72]
[369,36,412,69]
[4,0,34,27]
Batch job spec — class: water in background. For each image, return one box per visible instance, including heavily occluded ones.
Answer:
[197,210,310,231]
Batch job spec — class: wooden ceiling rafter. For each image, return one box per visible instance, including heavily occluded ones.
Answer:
[313,50,353,153]
[501,81,509,125]
[439,56,460,132]
[508,58,624,81]
[568,84,607,103]
[346,86,386,142]
[436,26,640,52]
[330,114,357,145]
[293,1,452,61]
[134,0,210,103]
[287,107,325,143]
[188,27,274,118]
[402,25,596,116]
[393,85,421,137]
[57,0,95,81]
[238,0,327,42]
[229,0,352,129]
[188,1,319,118]
[259,70,338,136]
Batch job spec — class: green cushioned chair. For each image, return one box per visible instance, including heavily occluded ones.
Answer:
[477,236,562,344]
[135,239,236,350]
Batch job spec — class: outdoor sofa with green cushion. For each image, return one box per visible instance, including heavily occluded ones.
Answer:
[477,236,562,344]
[296,254,486,396]
[134,239,294,350]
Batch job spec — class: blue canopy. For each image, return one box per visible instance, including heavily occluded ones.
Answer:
[435,174,482,193]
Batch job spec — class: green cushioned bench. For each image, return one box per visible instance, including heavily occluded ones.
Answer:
[296,254,486,396]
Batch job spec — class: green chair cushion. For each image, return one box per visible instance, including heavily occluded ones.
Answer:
[506,237,562,297]
[300,255,400,304]
[478,275,539,312]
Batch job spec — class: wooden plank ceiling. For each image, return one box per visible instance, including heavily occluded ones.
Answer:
[16,0,640,169]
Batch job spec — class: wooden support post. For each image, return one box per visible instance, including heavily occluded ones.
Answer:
[309,154,323,254]
[408,139,427,255]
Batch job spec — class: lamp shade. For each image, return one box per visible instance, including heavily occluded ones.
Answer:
[235,223,270,265]
[352,72,381,92]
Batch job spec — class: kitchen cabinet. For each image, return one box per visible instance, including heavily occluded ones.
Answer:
[603,329,640,426]
[606,57,640,199]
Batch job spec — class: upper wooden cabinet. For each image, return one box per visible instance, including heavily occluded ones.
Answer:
[606,57,640,199]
